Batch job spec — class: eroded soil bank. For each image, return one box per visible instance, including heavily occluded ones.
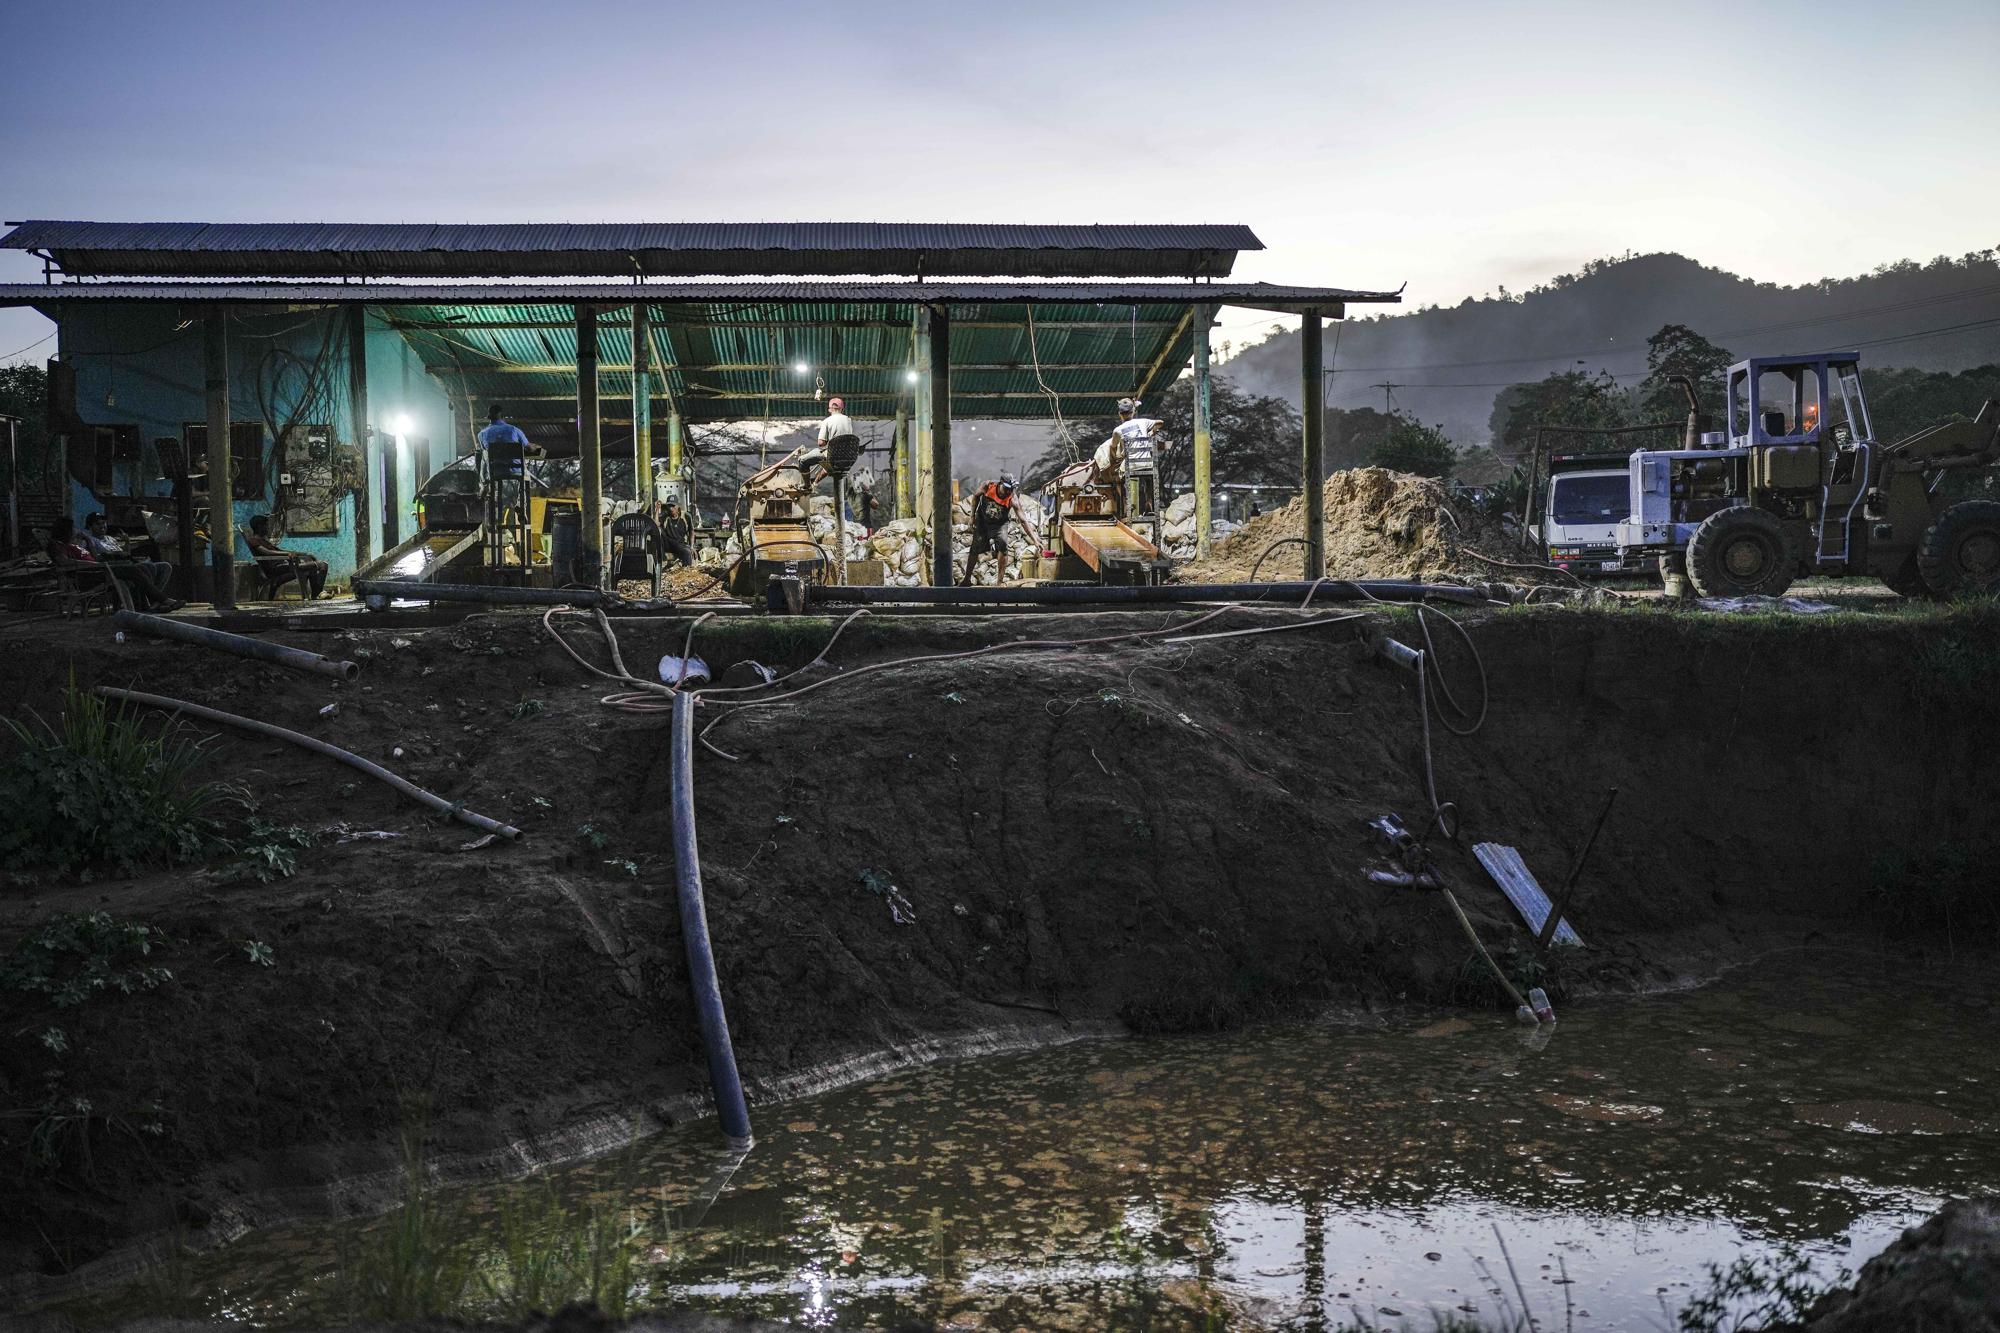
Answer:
[2,600,1995,1291]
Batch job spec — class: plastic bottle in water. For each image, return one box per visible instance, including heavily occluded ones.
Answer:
[1529,987,1556,1024]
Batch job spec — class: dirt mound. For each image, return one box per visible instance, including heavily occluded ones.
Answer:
[1,603,1997,1286]
[1177,467,1539,583]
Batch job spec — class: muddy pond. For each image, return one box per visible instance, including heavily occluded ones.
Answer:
[58,952,2000,1330]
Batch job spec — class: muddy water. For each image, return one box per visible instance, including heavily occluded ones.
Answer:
[69,955,2000,1330]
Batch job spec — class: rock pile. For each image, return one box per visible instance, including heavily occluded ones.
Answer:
[693,491,1048,588]
[1174,467,1532,583]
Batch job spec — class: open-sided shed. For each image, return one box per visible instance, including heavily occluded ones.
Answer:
[0,221,1398,596]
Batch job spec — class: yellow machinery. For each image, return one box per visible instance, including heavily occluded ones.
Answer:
[728,435,862,595]
[1041,426,1169,583]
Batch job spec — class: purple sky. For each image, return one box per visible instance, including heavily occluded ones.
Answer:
[5,0,1998,365]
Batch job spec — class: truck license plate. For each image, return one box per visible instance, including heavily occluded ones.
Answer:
[1599,559,1623,571]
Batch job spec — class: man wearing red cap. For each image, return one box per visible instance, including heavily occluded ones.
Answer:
[816,396,854,448]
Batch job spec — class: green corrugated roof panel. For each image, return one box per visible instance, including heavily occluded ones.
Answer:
[385,298,1197,422]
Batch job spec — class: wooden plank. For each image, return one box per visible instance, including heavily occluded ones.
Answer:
[1472,842,1584,947]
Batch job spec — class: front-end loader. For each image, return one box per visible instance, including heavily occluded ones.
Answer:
[1613,352,2000,598]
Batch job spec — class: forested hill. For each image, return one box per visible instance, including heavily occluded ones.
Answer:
[1221,250,2000,447]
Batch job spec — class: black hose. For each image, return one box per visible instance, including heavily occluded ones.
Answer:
[354,580,604,608]
[113,610,360,682]
[804,580,1493,608]
[95,686,522,839]
[668,691,754,1148]
[1248,537,1312,582]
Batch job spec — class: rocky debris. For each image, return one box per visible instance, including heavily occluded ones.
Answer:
[1793,1196,2000,1332]
[1174,467,1540,584]
[697,492,1049,588]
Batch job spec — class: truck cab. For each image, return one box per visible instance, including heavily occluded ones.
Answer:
[1540,455,1645,574]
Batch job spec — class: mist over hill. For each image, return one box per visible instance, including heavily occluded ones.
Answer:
[1220,250,2000,448]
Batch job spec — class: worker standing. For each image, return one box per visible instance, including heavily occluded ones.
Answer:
[1095,397,1162,482]
[961,474,1031,586]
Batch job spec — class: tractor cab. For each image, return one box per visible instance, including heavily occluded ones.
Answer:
[1725,351,1874,460]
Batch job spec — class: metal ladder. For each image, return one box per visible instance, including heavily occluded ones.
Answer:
[1811,440,1871,569]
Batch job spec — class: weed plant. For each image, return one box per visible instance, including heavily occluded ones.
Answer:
[0,684,236,875]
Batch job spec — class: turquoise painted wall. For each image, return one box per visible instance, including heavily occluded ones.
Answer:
[54,305,453,583]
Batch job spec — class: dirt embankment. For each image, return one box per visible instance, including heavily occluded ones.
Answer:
[1,601,1996,1289]
[1177,467,1540,583]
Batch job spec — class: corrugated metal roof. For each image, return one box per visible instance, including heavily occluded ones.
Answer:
[0,279,1394,311]
[1,221,1264,280]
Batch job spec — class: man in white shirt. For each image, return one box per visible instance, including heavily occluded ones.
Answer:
[817,397,855,446]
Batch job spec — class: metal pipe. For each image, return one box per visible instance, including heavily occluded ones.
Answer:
[112,609,360,681]
[204,310,235,609]
[804,579,1494,608]
[1301,308,1325,578]
[353,579,603,607]
[96,686,521,839]
[1669,374,1702,449]
[927,303,952,587]
[668,691,754,1149]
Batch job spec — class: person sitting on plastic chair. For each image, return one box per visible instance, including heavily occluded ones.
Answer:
[245,514,327,599]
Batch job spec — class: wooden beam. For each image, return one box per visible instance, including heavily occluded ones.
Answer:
[203,310,234,609]
[345,305,371,572]
[427,361,1172,375]
[384,318,1187,332]
[576,305,602,568]
[1193,303,1214,558]
[928,304,952,587]
[1301,308,1324,578]
[630,302,652,500]
[1132,305,1197,405]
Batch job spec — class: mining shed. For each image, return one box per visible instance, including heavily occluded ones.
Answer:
[1,578,1997,1293]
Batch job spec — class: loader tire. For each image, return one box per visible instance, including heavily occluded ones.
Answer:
[1880,553,1933,599]
[1917,500,2000,597]
[1685,506,1795,598]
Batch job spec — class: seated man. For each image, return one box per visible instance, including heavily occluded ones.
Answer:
[244,514,328,598]
[81,512,179,608]
[46,515,171,611]
[660,501,694,568]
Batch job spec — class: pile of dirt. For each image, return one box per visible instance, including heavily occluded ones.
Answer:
[1,602,1996,1289]
[1792,1195,2000,1331]
[1176,467,1543,583]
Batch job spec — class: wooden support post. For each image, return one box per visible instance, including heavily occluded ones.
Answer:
[1193,303,1215,558]
[893,399,911,520]
[203,310,234,609]
[927,304,952,587]
[576,305,602,576]
[1301,307,1324,579]
[346,306,370,570]
[630,303,653,503]
[912,312,930,525]
[667,409,685,476]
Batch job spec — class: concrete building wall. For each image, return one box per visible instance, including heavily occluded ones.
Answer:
[52,304,451,584]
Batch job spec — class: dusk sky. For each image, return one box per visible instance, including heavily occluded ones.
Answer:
[4,0,1997,364]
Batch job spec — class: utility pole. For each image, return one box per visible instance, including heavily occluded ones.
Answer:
[1372,381,1399,447]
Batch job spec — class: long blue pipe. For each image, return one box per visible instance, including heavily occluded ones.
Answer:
[668,691,754,1148]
